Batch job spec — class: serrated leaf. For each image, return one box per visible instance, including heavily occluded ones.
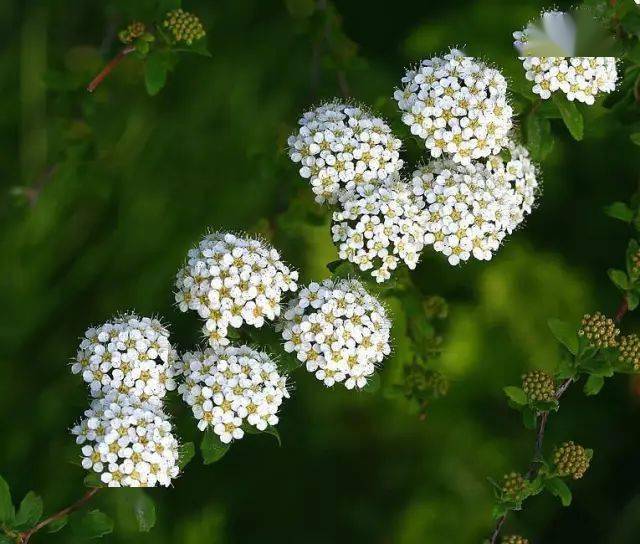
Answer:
[144,52,168,96]
[201,429,230,464]
[584,374,605,396]
[605,202,634,223]
[552,94,584,140]
[0,475,14,525]
[133,492,156,532]
[547,318,578,355]
[545,477,572,506]
[72,509,113,539]
[46,515,68,533]
[503,386,527,406]
[608,269,629,290]
[178,442,195,470]
[14,491,43,530]
[631,133,640,146]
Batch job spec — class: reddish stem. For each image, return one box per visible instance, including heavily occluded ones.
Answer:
[87,46,135,93]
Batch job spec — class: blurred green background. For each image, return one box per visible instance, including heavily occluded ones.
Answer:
[1,0,640,542]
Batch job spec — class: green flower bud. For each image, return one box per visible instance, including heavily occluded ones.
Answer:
[503,536,529,544]
[522,369,555,403]
[618,334,640,371]
[553,441,590,480]
[501,472,527,501]
[118,21,147,44]
[578,312,619,349]
[163,9,206,45]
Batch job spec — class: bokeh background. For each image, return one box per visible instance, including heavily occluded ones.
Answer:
[1,0,640,542]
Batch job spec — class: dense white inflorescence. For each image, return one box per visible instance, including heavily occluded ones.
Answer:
[331,177,429,282]
[287,102,404,204]
[174,232,298,346]
[518,56,617,104]
[71,314,180,487]
[411,141,539,265]
[394,49,513,165]
[279,278,391,389]
[177,345,289,443]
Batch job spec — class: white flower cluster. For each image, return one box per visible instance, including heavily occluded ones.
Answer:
[412,142,539,265]
[287,102,403,204]
[395,49,513,165]
[71,315,180,487]
[279,279,391,389]
[331,178,429,282]
[175,232,298,346]
[178,345,289,443]
[519,56,617,104]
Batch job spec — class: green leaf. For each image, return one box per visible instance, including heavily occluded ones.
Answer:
[72,510,114,539]
[547,318,578,355]
[133,492,156,532]
[628,290,640,311]
[178,442,196,469]
[552,94,584,140]
[631,133,640,146]
[46,515,68,533]
[201,429,230,464]
[327,259,355,279]
[363,372,381,394]
[144,52,169,96]
[525,112,553,161]
[263,426,282,447]
[491,504,507,520]
[584,374,605,396]
[503,386,527,406]
[0,536,12,544]
[608,268,630,290]
[83,473,103,489]
[522,406,537,430]
[545,477,572,507]
[604,202,634,223]
[14,491,43,530]
[0,475,14,525]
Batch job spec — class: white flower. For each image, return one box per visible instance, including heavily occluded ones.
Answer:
[413,140,540,265]
[332,177,429,282]
[174,232,298,346]
[519,55,617,104]
[72,394,179,488]
[178,345,289,442]
[394,48,513,165]
[287,102,404,204]
[278,279,391,389]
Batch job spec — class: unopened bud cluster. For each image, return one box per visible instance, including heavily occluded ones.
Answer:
[553,441,590,480]
[503,536,529,544]
[522,369,555,403]
[119,21,147,44]
[618,334,640,371]
[163,9,206,45]
[578,312,619,349]
[501,471,527,501]
[71,315,181,487]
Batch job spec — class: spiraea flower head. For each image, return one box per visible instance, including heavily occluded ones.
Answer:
[394,48,513,165]
[278,278,391,389]
[578,312,619,349]
[177,345,289,443]
[174,232,298,346]
[287,102,403,204]
[163,8,206,45]
[522,369,556,403]
[412,141,540,265]
[553,441,591,479]
[119,21,147,44]
[503,536,529,544]
[618,334,640,371]
[72,394,180,487]
[331,177,429,282]
[71,314,179,406]
[501,471,527,501]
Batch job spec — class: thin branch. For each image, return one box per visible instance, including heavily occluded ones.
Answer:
[87,46,135,93]
[490,295,628,542]
[18,487,100,543]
